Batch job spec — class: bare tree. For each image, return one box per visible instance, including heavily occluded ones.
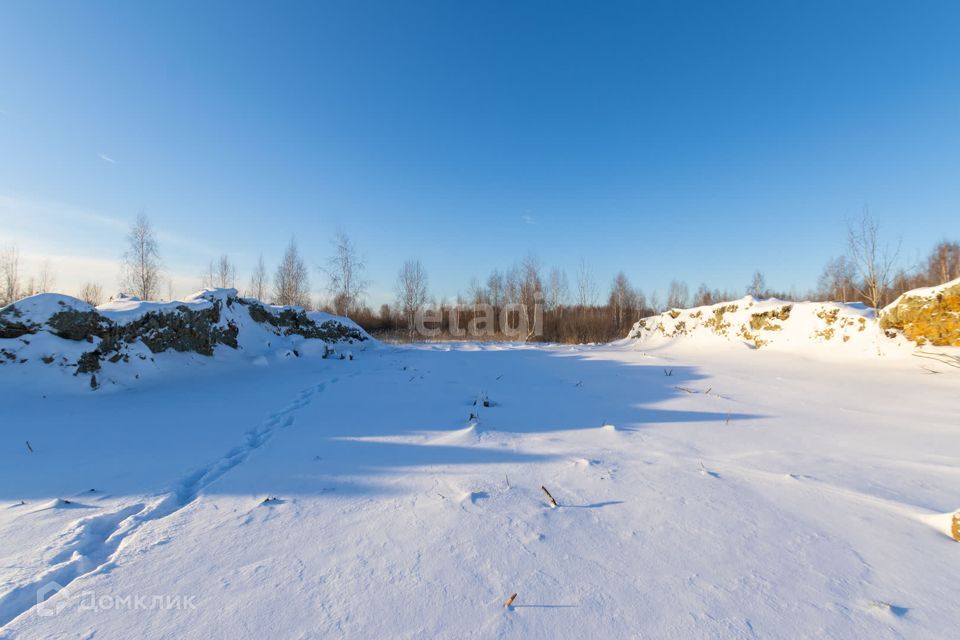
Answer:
[926,240,960,285]
[79,282,104,306]
[692,283,714,307]
[746,270,766,298]
[201,261,215,290]
[324,232,367,316]
[817,255,856,302]
[120,213,162,300]
[273,237,311,307]
[609,272,636,333]
[503,266,521,306]
[0,244,22,305]
[540,267,566,337]
[465,276,486,305]
[35,260,56,293]
[576,258,597,309]
[201,254,237,289]
[247,254,269,301]
[519,255,543,335]
[649,291,661,314]
[547,268,569,312]
[396,259,429,337]
[847,210,900,313]
[666,280,689,309]
[218,255,236,288]
[487,269,504,332]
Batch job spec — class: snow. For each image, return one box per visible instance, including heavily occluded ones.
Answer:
[882,275,960,311]
[0,288,369,390]
[627,296,914,357]
[0,338,958,638]
[0,293,95,326]
[95,290,220,324]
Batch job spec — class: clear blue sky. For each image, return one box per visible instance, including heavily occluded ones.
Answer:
[1,0,958,305]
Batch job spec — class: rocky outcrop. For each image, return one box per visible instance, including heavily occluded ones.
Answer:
[630,281,960,353]
[880,278,960,347]
[628,296,876,351]
[117,298,240,355]
[0,289,369,376]
[240,299,363,342]
[0,295,103,340]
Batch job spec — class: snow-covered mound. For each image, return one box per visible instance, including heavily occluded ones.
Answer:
[0,288,369,387]
[880,277,960,347]
[628,296,900,353]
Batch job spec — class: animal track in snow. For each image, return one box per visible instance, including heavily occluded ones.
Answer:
[0,379,334,631]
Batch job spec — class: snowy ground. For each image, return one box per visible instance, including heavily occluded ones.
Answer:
[0,340,957,638]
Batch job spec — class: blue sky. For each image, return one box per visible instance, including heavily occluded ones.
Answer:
[1,0,959,305]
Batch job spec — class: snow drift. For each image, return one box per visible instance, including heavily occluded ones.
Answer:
[627,296,895,353]
[0,288,369,387]
[629,280,960,355]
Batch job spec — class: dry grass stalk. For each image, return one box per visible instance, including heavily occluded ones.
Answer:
[504,593,517,608]
[541,486,558,508]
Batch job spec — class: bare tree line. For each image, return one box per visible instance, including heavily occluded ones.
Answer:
[0,215,370,312]
[358,255,652,343]
[358,211,958,342]
[2,210,958,344]
[0,245,59,307]
[201,254,238,290]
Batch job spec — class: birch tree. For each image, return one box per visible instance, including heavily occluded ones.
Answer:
[120,213,162,300]
[273,237,311,307]
[576,259,597,309]
[666,280,689,309]
[0,245,22,305]
[248,254,269,301]
[79,282,104,306]
[396,259,429,337]
[324,232,367,316]
[847,210,899,313]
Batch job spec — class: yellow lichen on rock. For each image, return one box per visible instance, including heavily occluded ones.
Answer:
[704,304,738,336]
[880,280,960,347]
[816,308,840,325]
[749,305,792,332]
[815,327,835,341]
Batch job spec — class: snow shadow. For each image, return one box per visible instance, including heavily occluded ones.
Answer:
[0,344,764,503]
[208,345,764,498]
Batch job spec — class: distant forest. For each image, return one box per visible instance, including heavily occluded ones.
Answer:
[2,212,958,344]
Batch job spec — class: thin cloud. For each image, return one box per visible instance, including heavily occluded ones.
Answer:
[0,194,128,233]
[0,193,219,257]
[521,215,536,225]
[98,153,117,164]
